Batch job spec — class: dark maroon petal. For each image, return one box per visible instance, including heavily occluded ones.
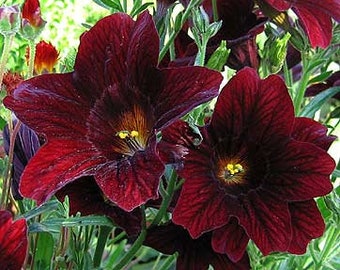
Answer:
[293,6,332,48]
[237,191,292,255]
[126,11,159,89]
[212,218,249,262]
[74,13,134,95]
[287,200,325,254]
[56,177,142,236]
[264,140,335,201]
[0,211,28,270]
[294,0,340,21]
[292,117,336,151]
[4,73,90,139]
[211,68,294,146]
[210,252,250,270]
[154,67,222,129]
[19,140,104,204]
[95,144,164,212]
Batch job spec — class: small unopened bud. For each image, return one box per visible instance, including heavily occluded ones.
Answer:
[0,5,20,36]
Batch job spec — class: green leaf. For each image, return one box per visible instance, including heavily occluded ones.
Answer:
[33,232,54,270]
[41,216,114,228]
[299,86,340,117]
[332,169,340,179]
[0,115,6,130]
[92,0,123,11]
[21,200,60,220]
[131,2,153,17]
[308,71,333,85]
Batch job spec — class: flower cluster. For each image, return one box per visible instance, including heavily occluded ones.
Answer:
[1,0,338,269]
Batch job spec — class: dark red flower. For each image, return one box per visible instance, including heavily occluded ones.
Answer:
[170,67,335,257]
[144,222,250,270]
[0,210,28,270]
[259,0,340,48]
[4,11,222,212]
[22,0,45,28]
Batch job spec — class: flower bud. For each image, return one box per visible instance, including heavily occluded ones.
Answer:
[0,5,20,36]
[20,0,46,40]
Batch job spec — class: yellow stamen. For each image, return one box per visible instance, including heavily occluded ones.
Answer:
[130,130,139,137]
[118,131,129,139]
[225,163,243,176]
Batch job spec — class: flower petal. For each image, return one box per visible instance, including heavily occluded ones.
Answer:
[287,200,325,254]
[211,68,294,147]
[56,177,142,236]
[237,191,292,255]
[0,211,28,270]
[293,6,332,48]
[154,67,222,129]
[95,144,164,212]
[74,13,134,95]
[4,73,90,139]
[264,140,335,201]
[292,117,336,151]
[212,218,249,262]
[126,11,159,89]
[19,140,104,204]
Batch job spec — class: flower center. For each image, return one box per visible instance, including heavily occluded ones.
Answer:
[217,159,247,186]
[116,130,144,153]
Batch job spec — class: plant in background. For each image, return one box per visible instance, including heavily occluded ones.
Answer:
[0,0,339,269]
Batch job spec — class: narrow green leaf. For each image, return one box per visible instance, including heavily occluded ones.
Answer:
[21,200,60,220]
[206,40,230,71]
[42,215,114,227]
[299,86,340,117]
[308,71,333,85]
[0,115,6,130]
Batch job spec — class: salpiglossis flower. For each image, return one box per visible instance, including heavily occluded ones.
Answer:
[171,67,335,258]
[4,11,222,212]
[0,210,28,270]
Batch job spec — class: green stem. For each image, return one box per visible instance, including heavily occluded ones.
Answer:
[159,0,202,62]
[315,225,338,269]
[150,170,177,226]
[283,59,293,96]
[112,207,147,270]
[211,0,218,21]
[0,34,14,90]
[293,53,310,115]
[27,39,36,78]
[93,226,112,268]
[195,36,208,66]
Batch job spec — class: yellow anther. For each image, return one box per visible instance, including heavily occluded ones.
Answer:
[130,130,139,137]
[225,163,243,176]
[117,131,129,139]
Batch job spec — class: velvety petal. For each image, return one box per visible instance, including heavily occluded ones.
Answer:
[210,252,250,270]
[56,177,142,236]
[153,67,222,129]
[292,117,336,151]
[263,0,291,10]
[237,191,292,255]
[0,211,28,270]
[287,200,325,254]
[294,0,340,21]
[95,143,164,212]
[19,140,105,204]
[212,218,249,262]
[126,11,159,90]
[293,6,332,48]
[73,13,134,95]
[4,73,90,139]
[264,140,335,201]
[211,68,294,147]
